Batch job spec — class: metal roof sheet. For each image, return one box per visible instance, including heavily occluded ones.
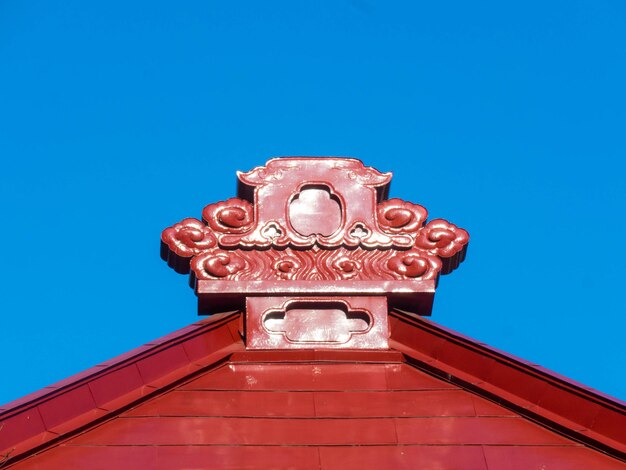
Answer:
[2,310,624,468]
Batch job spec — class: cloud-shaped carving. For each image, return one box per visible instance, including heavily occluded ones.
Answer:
[288,187,342,237]
[377,198,428,233]
[191,250,246,279]
[263,305,371,343]
[161,218,217,257]
[386,251,441,280]
[202,198,254,234]
[415,218,469,258]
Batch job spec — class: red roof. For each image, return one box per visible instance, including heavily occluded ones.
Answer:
[3,157,624,468]
[2,310,624,469]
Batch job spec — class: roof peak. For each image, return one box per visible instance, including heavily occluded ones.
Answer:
[3,310,625,467]
[160,157,469,349]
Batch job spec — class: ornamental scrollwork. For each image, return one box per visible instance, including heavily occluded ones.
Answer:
[274,256,302,280]
[386,251,441,280]
[377,199,428,234]
[161,157,469,287]
[161,218,217,257]
[332,257,361,279]
[414,219,469,258]
[191,250,247,279]
[202,198,254,234]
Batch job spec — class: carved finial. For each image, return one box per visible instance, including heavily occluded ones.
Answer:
[161,157,469,349]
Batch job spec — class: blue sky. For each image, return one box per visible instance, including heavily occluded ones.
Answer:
[1,1,625,404]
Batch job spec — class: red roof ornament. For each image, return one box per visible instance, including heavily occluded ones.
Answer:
[161,157,469,349]
[4,157,626,468]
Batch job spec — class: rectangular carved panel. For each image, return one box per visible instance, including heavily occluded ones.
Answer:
[246,297,389,350]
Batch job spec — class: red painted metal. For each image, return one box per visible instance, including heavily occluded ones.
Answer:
[123,390,318,417]
[180,362,454,392]
[389,309,626,458]
[312,390,494,417]
[0,313,242,465]
[3,158,626,468]
[481,446,626,470]
[318,446,489,470]
[3,311,626,468]
[246,296,389,349]
[8,345,626,468]
[168,157,469,270]
[121,389,511,419]
[195,279,436,316]
[160,157,469,349]
[320,446,626,470]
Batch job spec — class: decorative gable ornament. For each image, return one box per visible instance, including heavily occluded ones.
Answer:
[161,157,469,349]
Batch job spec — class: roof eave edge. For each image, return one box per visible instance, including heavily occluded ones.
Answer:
[389,309,626,461]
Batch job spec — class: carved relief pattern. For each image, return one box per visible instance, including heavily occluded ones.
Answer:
[161,158,469,282]
[188,247,442,282]
[386,251,441,279]
[191,251,246,279]
[262,300,372,344]
[161,218,217,257]
[202,198,254,235]
[332,257,361,279]
[415,219,468,256]
[162,214,466,277]
[345,168,392,186]
[377,199,428,234]
[237,163,298,185]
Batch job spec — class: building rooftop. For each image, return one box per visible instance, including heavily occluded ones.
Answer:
[2,310,624,468]
[2,158,624,469]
